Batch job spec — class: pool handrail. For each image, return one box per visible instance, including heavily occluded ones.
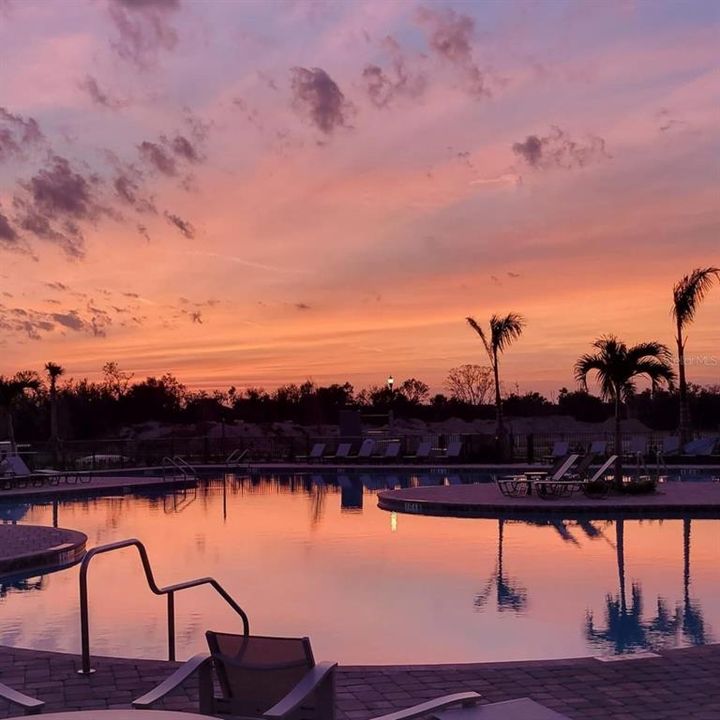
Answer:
[78,538,249,674]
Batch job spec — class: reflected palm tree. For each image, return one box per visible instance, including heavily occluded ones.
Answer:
[475,519,527,613]
[585,519,681,654]
[309,478,327,528]
[681,518,710,645]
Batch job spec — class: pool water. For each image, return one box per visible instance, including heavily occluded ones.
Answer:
[0,472,717,665]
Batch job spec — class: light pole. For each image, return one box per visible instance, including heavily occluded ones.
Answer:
[387,375,394,393]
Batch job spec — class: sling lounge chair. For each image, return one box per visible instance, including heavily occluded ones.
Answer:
[352,439,376,461]
[133,632,481,720]
[324,443,352,463]
[497,454,579,497]
[405,440,432,463]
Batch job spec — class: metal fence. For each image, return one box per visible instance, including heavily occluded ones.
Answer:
[15,429,696,470]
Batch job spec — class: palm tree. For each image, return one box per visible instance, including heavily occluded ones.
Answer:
[466,313,525,448]
[0,372,41,454]
[574,336,675,487]
[672,267,720,445]
[44,362,65,463]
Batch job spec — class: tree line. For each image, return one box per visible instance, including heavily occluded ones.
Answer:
[0,267,717,456]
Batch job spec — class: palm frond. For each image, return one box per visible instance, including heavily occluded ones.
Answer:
[672,267,720,328]
[490,312,525,353]
[466,316,494,365]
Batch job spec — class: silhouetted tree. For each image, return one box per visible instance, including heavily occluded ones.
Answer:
[445,364,492,405]
[397,378,429,405]
[44,362,65,462]
[557,388,609,423]
[672,267,720,445]
[466,313,525,447]
[0,372,41,453]
[575,336,675,487]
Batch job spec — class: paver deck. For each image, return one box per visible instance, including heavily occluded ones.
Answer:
[0,526,86,577]
[0,644,718,719]
[378,481,720,518]
[0,475,195,501]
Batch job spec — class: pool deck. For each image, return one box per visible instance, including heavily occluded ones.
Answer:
[378,482,720,519]
[0,525,86,577]
[0,644,718,719]
[0,475,195,501]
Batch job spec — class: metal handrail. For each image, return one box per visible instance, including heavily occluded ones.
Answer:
[172,455,197,474]
[78,538,249,674]
[161,455,196,480]
[225,448,249,466]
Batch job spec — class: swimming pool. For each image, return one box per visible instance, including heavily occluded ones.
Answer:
[0,471,717,665]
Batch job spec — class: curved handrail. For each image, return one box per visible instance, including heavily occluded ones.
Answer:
[79,538,249,674]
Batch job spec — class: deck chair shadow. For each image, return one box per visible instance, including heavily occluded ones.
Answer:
[133,631,481,720]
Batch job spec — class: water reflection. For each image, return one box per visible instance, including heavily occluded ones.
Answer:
[682,519,709,645]
[0,472,716,664]
[475,519,528,613]
[585,519,711,654]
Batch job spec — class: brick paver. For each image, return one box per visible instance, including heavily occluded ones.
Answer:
[0,644,718,719]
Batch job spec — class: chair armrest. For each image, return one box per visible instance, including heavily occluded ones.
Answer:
[0,681,45,715]
[132,653,211,709]
[367,692,482,720]
[264,661,338,720]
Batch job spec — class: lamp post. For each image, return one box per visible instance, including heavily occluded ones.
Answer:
[387,375,394,393]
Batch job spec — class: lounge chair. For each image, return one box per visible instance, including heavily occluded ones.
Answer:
[661,436,681,456]
[564,453,596,480]
[625,436,648,460]
[444,440,463,462]
[301,443,326,463]
[405,440,432,462]
[433,696,571,719]
[324,442,352,463]
[544,440,569,464]
[589,440,607,456]
[683,437,719,456]
[380,441,401,462]
[534,455,617,500]
[352,438,376,461]
[0,681,44,715]
[496,454,579,497]
[133,631,481,719]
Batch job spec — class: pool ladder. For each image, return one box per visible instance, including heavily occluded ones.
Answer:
[78,538,249,674]
[161,455,198,480]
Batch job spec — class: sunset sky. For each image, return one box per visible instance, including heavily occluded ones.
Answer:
[0,0,718,395]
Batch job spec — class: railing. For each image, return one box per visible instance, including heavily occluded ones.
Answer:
[225,448,249,466]
[78,539,249,674]
[161,455,197,480]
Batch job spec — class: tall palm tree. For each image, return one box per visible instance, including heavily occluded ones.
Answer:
[466,313,525,446]
[0,372,41,454]
[672,267,719,445]
[44,362,65,462]
[574,336,675,487]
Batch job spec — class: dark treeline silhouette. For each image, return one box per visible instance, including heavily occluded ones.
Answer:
[1,361,719,442]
